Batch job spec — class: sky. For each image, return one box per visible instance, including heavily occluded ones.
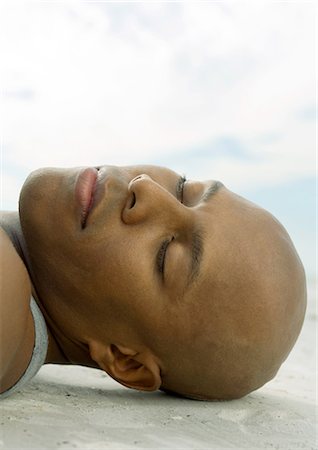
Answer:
[0,1,316,279]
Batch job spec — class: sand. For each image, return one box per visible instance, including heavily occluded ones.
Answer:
[0,282,316,450]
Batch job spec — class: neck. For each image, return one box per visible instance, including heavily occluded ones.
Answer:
[0,211,98,369]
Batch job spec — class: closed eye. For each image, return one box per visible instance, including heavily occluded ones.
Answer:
[156,238,171,276]
[156,175,187,279]
[176,174,187,203]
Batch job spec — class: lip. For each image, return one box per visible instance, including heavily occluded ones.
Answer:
[75,167,99,227]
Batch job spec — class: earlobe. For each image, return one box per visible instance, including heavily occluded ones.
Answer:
[88,341,162,392]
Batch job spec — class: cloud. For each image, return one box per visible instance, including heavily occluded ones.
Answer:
[0,2,315,192]
[296,105,316,121]
[4,88,36,101]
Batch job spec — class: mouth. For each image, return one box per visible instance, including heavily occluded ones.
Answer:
[75,167,99,228]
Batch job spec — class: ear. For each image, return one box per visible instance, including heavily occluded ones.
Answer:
[88,341,162,392]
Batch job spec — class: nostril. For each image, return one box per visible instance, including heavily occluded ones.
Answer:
[129,192,136,209]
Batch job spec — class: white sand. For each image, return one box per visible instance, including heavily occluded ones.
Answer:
[1,282,316,450]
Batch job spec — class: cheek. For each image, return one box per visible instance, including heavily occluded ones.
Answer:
[84,236,140,297]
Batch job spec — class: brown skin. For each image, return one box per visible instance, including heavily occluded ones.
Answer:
[10,164,306,400]
[0,226,35,392]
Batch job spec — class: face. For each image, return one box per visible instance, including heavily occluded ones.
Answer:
[20,165,225,337]
[19,164,306,396]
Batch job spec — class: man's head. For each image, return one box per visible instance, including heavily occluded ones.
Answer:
[19,164,307,399]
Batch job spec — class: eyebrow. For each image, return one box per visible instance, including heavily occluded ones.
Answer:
[187,180,224,288]
[201,180,224,203]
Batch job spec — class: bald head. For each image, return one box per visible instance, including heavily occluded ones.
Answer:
[19,164,306,399]
[157,194,307,400]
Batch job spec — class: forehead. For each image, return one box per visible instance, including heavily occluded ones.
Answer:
[183,199,301,354]
[183,189,278,308]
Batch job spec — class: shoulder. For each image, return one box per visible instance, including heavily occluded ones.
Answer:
[0,225,31,306]
[0,226,35,393]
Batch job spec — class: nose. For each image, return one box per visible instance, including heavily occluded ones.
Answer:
[122,174,184,226]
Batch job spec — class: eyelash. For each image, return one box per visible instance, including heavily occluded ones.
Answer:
[157,175,187,276]
[157,238,172,275]
[176,174,187,204]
